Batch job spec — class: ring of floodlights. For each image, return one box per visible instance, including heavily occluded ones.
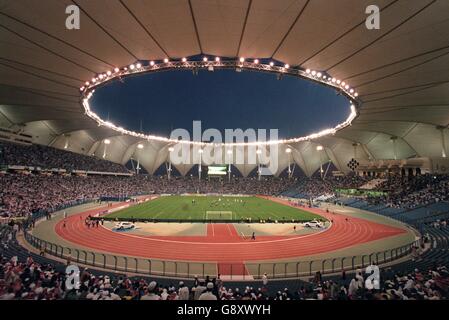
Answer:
[80,57,361,147]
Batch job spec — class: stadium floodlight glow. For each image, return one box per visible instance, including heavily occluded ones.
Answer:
[98,74,104,80]
[136,63,142,69]
[316,72,322,78]
[104,139,111,145]
[203,57,208,62]
[316,145,324,151]
[284,63,290,68]
[137,143,144,149]
[129,64,135,70]
[182,57,187,62]
[80,58,361,146]
[106,71,112,76]
[345,84,350,90]
[285,147,292,153]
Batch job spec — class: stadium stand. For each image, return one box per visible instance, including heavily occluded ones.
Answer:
[2,172,449,300]
[0,173,296,218]
[1,149,449,301]
[282,174,449,218]
[0,141,129,174]
[280,175,370,200]
[1,223,448,300]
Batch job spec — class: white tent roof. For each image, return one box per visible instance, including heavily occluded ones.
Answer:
[1,0,448,176]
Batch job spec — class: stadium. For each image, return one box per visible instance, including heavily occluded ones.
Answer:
[0,0,449,304]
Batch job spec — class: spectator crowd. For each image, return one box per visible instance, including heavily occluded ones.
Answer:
[288,174,449,210]
[1,251,448,300]
[0,173,295,218]
[368,174,449,209]
[2,140,449,219]
[290,175,370,199]
[0,141,128,173]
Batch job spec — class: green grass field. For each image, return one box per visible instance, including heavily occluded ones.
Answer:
[106,195,322,222]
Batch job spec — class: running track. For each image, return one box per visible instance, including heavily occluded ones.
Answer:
[55,197,406,263]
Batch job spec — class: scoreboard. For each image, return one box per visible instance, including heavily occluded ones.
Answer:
[207,165,227,176]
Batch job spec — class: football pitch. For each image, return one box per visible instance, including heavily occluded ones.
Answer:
[105,195,322,222]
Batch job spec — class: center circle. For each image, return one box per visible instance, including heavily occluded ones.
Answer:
[90,69,350,140]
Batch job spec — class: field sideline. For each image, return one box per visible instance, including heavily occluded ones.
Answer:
[105,195,322,222]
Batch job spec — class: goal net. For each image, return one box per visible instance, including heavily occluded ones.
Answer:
[205,211,233,221]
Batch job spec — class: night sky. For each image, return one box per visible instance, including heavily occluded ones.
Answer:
[91,68,350,140]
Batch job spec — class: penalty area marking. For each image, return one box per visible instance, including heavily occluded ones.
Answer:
[205,211,233,220]
[97,221,331,245]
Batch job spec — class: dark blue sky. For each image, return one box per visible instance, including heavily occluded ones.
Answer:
[91,69,349,139]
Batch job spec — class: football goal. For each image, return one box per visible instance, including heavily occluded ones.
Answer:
[205,211,233,221]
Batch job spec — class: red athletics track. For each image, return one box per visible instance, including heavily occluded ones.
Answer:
[55,197,406,265]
